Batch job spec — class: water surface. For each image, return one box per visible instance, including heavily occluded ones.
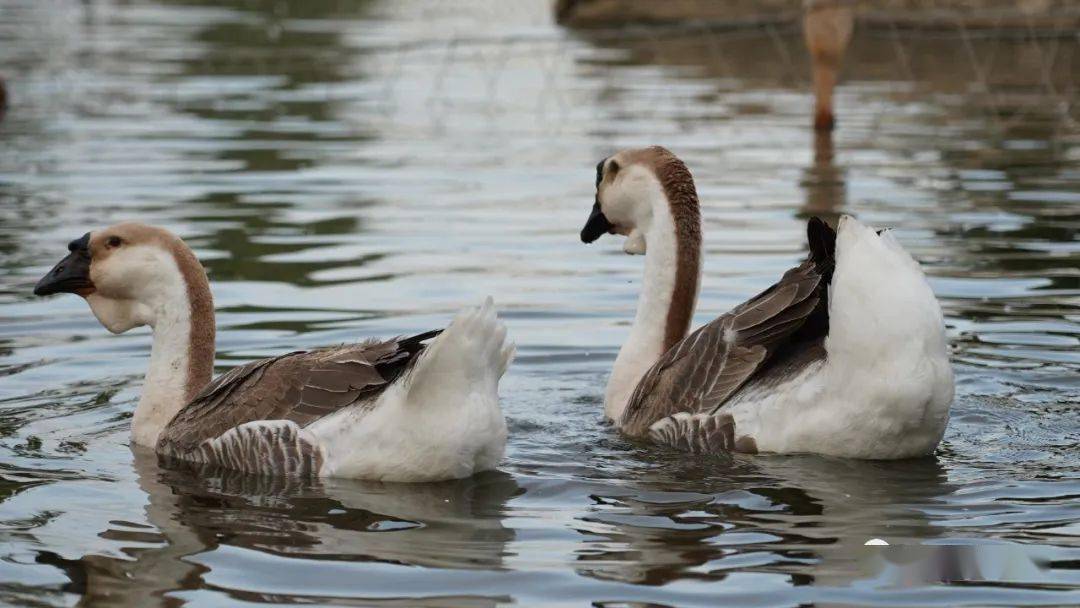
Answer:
[0,1,1078,606]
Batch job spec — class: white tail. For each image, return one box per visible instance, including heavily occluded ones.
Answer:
[827,215,947,363]
[406,297,515,404]
[311,298,513,480]
[823,216,953,444]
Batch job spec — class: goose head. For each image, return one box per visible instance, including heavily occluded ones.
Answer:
[580,145,699,256]
[34,223,208,334]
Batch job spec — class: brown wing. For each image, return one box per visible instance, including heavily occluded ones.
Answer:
[619,259,825,437]
[157,330,440,461]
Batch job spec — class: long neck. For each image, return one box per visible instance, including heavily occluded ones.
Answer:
[604,191,701,422]
[130,247,215,448]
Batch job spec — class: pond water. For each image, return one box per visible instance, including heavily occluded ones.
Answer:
[0,1,1078,606]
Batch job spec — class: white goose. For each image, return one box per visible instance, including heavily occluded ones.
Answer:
[34,223,514,481]
[580,146,953,459]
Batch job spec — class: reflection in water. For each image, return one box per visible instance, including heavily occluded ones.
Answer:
[33,449,210,606]
[34,449,522,605]
[862,543,1075,589]
[800,130,845,222]
[162,0,384,290]
[573,453,954,586]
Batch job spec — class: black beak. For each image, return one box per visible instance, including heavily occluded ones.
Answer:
[34,233,94,297]
[580,197,614,244]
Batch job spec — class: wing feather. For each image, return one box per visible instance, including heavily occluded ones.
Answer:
[649,412,758,454]
[157,331,440,475]
[618,257,828,438]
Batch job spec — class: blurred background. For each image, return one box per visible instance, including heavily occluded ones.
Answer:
[0,1,1077,606]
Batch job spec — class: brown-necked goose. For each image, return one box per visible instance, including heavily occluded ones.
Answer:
[34,223,515,481]
[579,146,953,459]
[804,0,855,131]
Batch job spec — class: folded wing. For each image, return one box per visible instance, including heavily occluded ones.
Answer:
[619,219,836,441]
[157,330,440,475]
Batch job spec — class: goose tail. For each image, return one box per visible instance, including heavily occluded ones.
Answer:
[826,215,949,366]
[405,297,514,403]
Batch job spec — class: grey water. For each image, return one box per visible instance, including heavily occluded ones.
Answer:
[0,1,1078,606]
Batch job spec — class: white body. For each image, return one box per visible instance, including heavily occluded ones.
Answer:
[704,216,953,458]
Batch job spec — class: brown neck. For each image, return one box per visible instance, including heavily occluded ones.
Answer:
[168,241,215,401]
[602,150,702,422]
[654,151,702,351]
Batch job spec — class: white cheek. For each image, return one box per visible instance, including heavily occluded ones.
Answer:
[605,188,635,225]
[606,169,658,228]
[94,247,169,299]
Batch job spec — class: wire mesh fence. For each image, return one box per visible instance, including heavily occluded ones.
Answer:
[1,0,1077,139]
[365,5,1080,138]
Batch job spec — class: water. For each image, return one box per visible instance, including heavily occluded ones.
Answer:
[1,1,1078,605]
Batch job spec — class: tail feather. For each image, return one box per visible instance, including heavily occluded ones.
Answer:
[367,329,443,386]
[807,216,837,283]
[400,329,443,349]
[498,338,516,378]
[405,297,514,402]
[828,215,946,356]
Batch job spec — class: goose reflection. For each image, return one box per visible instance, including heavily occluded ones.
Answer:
[37,449,522,605]
[800,130,846,223]
[572,451,953,586]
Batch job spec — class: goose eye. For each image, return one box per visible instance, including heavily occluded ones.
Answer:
[595,158,620,189]
[106,236,123,248]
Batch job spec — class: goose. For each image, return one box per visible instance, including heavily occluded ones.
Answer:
[579,146,953,459]
[804,0,855,131]
[33,223,515,481]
